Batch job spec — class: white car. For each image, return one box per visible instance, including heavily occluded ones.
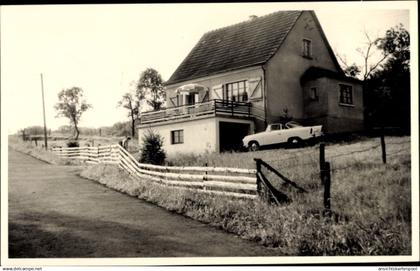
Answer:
[243,121,323,151]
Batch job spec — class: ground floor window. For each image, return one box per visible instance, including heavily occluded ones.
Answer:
[310,87,318,100]
[339,84,353,105]
[223,80,248,102]
[171,130,184,144]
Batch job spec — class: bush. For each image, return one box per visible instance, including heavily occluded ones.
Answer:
[139,129,166,165]
[66,141,79,147]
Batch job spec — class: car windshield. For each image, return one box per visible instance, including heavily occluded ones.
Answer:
[270,124,282,130]
[285,121,302,129]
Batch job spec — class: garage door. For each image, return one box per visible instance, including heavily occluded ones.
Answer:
[219,122,251,152]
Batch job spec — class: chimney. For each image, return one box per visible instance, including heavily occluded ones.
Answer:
[249,15,258,20]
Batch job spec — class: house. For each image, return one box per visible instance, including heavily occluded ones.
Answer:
[138,10,364,155]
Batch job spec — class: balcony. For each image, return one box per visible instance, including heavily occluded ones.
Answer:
[139,99,253,125]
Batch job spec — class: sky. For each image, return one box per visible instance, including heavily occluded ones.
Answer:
[0,2,414,134]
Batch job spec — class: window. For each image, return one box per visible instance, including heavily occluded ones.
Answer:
[171,130,184,144]
[285,121,302,129]
[339,84,353,105]
[302,39,312,58]
[223,80,248,102]
[187,93,197,105]
[270,124,282,131]
[310,87,318,100]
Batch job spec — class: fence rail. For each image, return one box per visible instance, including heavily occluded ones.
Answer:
[50,134,408,207]
[140,99,252,124]
[52,144,258,200]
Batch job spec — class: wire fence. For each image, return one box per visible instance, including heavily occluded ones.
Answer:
[263,138,410,172]
[256,136,411,206]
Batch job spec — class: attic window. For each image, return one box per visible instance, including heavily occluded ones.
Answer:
[302,39,312,58]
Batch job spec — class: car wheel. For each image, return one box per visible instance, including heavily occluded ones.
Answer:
[248,141,260,151]
[288,137,302,147]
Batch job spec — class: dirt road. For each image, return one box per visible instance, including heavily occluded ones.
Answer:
[8,148,277,257]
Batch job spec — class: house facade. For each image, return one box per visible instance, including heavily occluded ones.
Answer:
[138,10,363,156]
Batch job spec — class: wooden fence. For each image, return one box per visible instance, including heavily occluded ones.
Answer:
[52,144,258,200]
[52,145,120,164]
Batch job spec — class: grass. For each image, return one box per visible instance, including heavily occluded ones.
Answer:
[80,135,411,255]
[8,136,83,165]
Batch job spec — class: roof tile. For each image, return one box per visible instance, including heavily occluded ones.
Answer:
[166,10,303,85]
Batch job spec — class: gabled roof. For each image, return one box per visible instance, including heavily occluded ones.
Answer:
[165,10,304,86]
[300,66,362,84]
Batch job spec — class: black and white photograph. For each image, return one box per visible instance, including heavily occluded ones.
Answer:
[1,1,418,268]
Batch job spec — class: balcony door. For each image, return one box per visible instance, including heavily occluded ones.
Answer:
[182,92,199,106]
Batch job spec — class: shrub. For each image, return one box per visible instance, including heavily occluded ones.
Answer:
[139,129,166,165]
[66,141,79,147]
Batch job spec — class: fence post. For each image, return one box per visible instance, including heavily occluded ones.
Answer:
[214,100,217,115]
[203,163,208,190]
[319,143,325,184]
[231,100,234,116]
[254,158,262,196]
[323,162,331,213]
[380,132,386,164]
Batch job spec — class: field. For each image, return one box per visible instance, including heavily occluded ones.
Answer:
[9,133,412,255]
[77,135,411,255]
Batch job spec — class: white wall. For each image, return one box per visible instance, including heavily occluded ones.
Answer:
[138,117,218,157]
[138,116,255,156]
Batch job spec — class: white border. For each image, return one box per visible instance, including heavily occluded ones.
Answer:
[1,1,419,266]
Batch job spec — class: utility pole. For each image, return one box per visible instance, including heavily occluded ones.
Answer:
[41,73,48,150]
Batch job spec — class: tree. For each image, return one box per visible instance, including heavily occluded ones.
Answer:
[336,54,362,78]
[136,68,165,111]
[54,87,92,140]
[336,25,408,81]
[139,129,166,165]
[336,25,410,132]
[118,83,145,137]
[364,25,410,132]
[23,125,44,135]
[111,121,132,137]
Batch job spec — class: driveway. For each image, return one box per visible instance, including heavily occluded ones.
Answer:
[8,148,278,257]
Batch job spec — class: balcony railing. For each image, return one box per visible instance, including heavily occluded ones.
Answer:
[140,99,252,125]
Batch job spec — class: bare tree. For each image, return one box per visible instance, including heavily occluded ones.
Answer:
[356,30,395,81]
[118,85,145,137]
[337,26,408,82]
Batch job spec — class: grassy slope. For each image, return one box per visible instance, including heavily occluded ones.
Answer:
[8,136,71,165]
[81,136,411,255]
